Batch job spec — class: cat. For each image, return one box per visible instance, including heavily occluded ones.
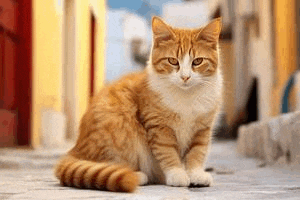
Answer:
[55,16,223,192]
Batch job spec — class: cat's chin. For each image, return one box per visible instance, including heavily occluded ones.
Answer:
[178,83,194,90]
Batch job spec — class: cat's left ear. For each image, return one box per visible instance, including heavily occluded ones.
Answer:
[196,17,222,43]
[152,16,176,43]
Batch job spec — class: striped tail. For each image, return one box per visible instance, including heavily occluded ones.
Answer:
[54,155,139,192]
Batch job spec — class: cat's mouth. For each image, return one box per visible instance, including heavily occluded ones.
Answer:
[180,82,193,89]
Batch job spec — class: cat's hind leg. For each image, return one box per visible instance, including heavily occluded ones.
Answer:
[135,171,148,185]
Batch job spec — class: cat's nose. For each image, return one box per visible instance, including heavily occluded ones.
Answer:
[181,75,191,82]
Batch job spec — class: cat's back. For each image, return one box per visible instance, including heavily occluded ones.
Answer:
[92,71,147,108]
[74,70,148,153]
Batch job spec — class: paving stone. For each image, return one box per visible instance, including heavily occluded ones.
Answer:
[1,141,300,200]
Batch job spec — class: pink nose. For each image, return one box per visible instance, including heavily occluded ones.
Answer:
[181,75,191,82]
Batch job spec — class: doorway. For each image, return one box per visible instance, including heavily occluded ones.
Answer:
[63,0,78,141]
[90,12,96,99]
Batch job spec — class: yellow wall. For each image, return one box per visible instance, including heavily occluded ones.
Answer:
[76,0,90,120]
[76,0,106,119]
[91,0,106,92]
[32,0,63,147]
[272,0,297,116]
[32,0,106,148]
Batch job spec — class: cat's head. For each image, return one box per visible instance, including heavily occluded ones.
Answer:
[149,16,222,90]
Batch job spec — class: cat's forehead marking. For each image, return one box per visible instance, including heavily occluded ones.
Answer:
[176,30,193,60]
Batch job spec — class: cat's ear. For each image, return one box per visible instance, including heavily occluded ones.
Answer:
[152,16,176,43]
[196,17,222,43]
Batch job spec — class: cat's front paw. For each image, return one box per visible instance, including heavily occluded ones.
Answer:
[188,168,213,187]
[164,168,190,187]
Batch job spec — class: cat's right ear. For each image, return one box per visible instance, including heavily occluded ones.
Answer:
[152,16,176,44]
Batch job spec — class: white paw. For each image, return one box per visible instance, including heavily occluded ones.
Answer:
[136,171,148,186]
[164,168,190,187]
[188,168,213,187]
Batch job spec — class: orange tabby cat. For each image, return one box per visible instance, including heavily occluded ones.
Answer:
[55,16,223,192]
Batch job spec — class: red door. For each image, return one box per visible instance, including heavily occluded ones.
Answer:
[0,0,32,147]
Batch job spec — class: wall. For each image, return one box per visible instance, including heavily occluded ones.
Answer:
[249,0,274,121]
[32,0,106,148]
[32,0,64,147]
[75,0,106,134]
[220,41,235,124]
[272,0,297,116]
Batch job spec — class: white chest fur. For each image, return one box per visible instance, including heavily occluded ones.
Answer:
[148,71,222,156]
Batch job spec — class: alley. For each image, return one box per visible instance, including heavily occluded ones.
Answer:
[1,141,300,200]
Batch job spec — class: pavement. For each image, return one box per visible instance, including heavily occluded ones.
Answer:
[1,140,300,200]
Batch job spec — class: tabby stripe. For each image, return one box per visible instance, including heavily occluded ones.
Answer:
[154,152,173,161]
[152,57,166,65]
[83,163,108,188]
[95,165,121,189]
[153,142,177,149]
[55,157,73,178]
[60,160,77,186]
[80,144,94,157]
[143,115,160,125]
[73,163,93,188]
[164,158,178,167]
[154,153,180,169]
[90,146,105,161]
[75,140,89,152]
[189,142,207,151]
[107,168,131,191]
[65,162,84,186]
[145,124,160,132]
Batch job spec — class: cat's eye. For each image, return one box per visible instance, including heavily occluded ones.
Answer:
[192,58,204,66]
[168,58,179,65]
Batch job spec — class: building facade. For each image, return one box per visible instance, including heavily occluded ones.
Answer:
[0,0,106,148]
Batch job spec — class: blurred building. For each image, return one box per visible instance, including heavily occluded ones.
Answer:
[230,0,298,136]
[210,0,298,138]
[1,0,300,148]
[162,0,299,137]
[105,10,151,82]
[0,0,106,148]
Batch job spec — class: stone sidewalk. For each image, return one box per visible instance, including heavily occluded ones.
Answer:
[1,141,300,200]
[237,111,300,166]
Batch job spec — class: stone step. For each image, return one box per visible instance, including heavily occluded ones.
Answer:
[237,111,300,165]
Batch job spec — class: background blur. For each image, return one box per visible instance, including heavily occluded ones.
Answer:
[0,0,299,149]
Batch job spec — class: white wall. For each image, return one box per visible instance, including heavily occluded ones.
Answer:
[246,0,274,121]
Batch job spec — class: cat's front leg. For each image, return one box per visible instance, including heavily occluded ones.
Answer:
[185,128,213,187]
[148,126,190,187]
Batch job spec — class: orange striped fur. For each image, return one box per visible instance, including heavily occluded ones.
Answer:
[54,16,223,192]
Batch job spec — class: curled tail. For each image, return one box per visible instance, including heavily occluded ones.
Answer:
[54,155,139,192]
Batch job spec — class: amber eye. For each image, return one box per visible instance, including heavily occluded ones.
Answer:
[168,58,179,65]
[192,58,204,66]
